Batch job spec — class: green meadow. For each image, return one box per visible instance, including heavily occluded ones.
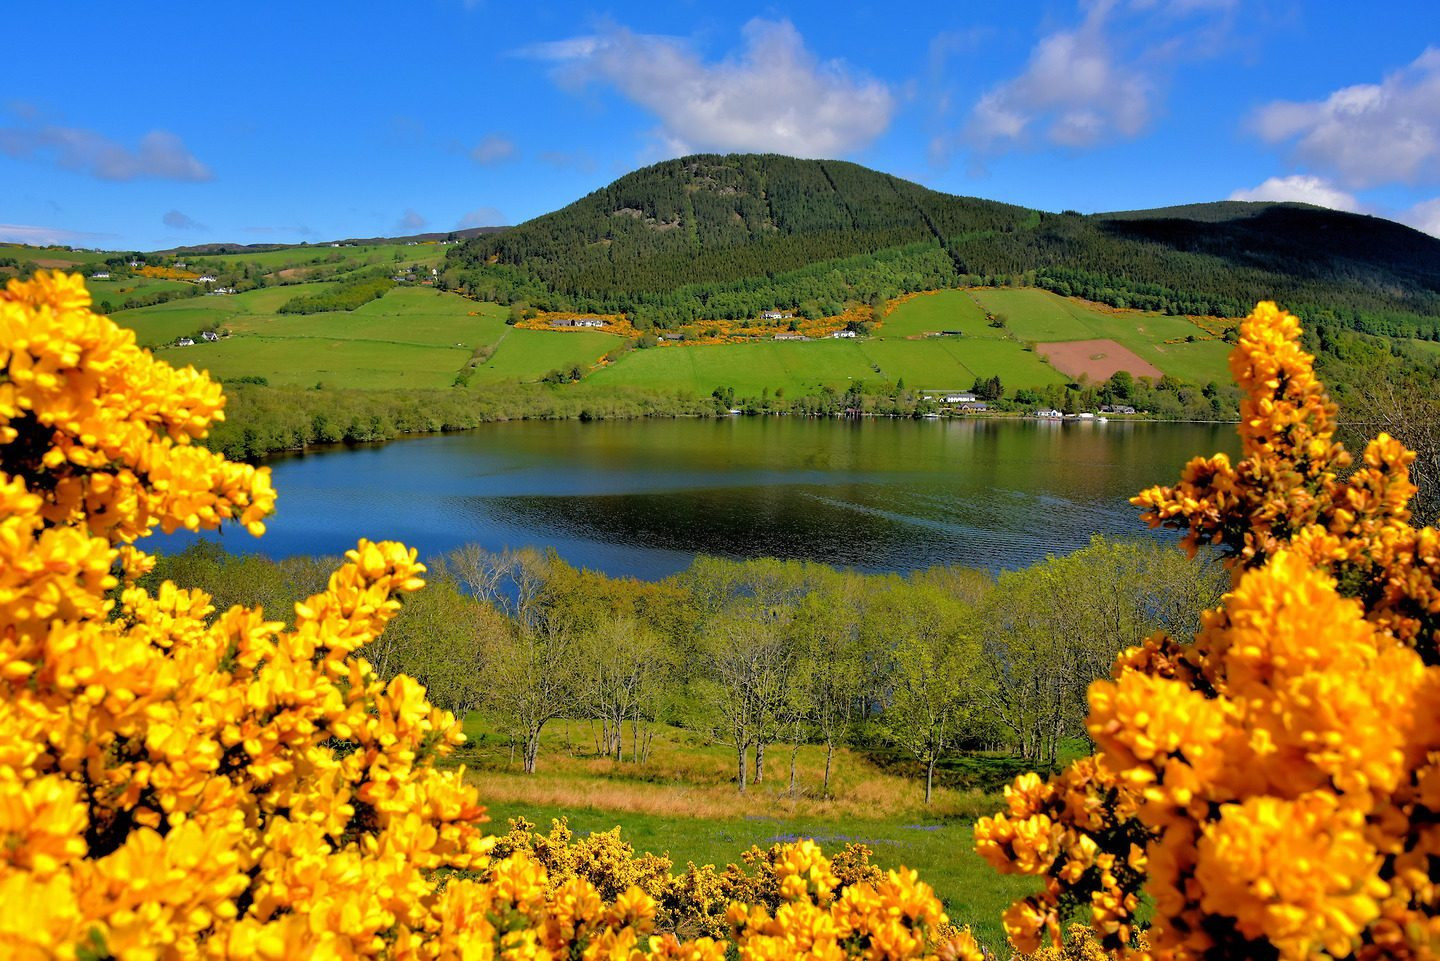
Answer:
[34,237,1236,397]
[970,287,1231,385]
[452,714,1044,954]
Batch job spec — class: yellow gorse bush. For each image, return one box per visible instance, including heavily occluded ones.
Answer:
[977,302,1440,960]
[0,271,980,961]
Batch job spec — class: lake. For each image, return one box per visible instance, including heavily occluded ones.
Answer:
[191,417,1239,580]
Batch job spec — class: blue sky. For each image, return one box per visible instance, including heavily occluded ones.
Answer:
[4,0,1438,250]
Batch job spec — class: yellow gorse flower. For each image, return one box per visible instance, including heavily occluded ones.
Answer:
[0,271,980,961]
[979,302,1440,960]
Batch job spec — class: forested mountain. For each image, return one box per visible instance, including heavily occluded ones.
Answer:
[445,153,1440,337]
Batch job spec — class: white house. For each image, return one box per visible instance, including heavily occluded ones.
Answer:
[761,310,794,321]
[196,275,217,283]
[201,331,220,342]
[90,271,110,280]
[176,337,195,347]
[831,329,857,338]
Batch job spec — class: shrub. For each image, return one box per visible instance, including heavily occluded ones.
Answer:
[0,271,980,960]
[977,302,1440,959]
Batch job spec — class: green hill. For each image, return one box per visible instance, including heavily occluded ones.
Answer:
[444,153,1440,338]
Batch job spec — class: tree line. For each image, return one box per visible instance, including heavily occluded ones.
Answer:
[204,371,1242,464]
[151,536,1225,802]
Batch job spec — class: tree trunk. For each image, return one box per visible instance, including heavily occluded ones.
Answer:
[789,744,800,798]
[523,731,541,774]
[925,757,935,804]
[754,740,765,784]
[823,741,834,799]
[736,744,748,793]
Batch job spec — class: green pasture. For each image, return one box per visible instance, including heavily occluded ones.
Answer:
[116,283,333,345]
[970,288,1230,384]
[471,328,622,384]
[124,286,508,389]
[187,242,448,272]
[1,246,111,270]
[117,304,245,346]
[590,340,880,395]
[594,332,1068,396]
[880,290,993,339]
[223,287,499,349]
[161,334,470,389]
[85,276,194,308]
[454,714,1046,955]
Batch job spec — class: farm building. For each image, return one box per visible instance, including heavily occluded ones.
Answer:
[831,329,857,338]
[920,390,977,403]
[551,318,606,328]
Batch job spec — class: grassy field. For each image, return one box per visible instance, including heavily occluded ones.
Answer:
[131,282,627,390]
[472,328,622,383]
[115,281,1225,394]
[450,714,1044,953]
[970,288,1231,384]
[7,243,1241,395]
[135,286,496,389]
[879,291,993,338]
[181,242,450,272]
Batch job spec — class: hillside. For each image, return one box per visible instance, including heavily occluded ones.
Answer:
[4,154,1439,457]
[445,154,1440,337]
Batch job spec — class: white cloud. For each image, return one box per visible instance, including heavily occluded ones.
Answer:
[163,209,207,231]
[470,134,516,165]
[0,115,211,182]
[1250,47,1440,188]
[964,0,1233,153]
[525,19,894,158]
[516,36,606,61]
[1400,197,1440,238]
[970,26,1151,149]
[396,209,427,232]
[456,207,505,228]
[1227,175,1364,213]
[0,223,107,245]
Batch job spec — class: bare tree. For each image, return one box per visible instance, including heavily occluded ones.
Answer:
[700,606,795,793]
[577,617,665,762]
[486,619,578,774]
[436,544,551,628]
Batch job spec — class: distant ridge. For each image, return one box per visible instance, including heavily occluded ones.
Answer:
[160,225,508,257]
[446,153,1440,337]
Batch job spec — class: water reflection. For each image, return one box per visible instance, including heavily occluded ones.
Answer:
[192,418,1238,579]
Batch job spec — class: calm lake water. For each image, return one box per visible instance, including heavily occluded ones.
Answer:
[194,418,1239,580]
